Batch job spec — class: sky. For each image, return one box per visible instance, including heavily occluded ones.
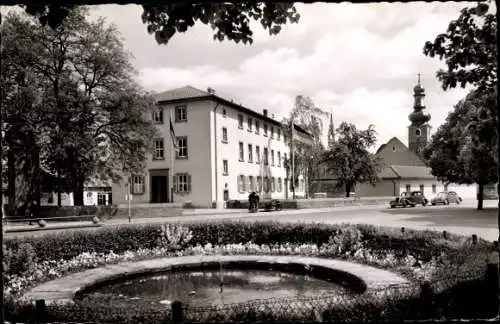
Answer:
[3,2,491,151]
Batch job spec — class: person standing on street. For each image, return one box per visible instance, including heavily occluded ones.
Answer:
[28,199,38,225]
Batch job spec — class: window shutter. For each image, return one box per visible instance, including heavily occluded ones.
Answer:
[187,174,192,192]
[128,176,133,194]
[141,176,146,193]
[241,176,246,192]
[237,176,241,193]
[185,139,188,158]
[247,176,251,193]
[173,174,177,193]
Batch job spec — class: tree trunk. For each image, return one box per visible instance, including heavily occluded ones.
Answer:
[32,144,41,217]
[7,139,16,216]
[477,183,484,211]
[73,173,85,206]
[345,183,352,198]
[57,169,62,207]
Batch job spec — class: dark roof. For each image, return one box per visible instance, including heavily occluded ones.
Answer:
[378,166,400,179]
[156,85,210,102]
[155,86,312,139]
[380,165,435,180]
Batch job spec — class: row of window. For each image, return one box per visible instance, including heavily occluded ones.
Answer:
[237,175,306,193]
[237,175,284,193]
[154,105,287,145]
[406,184,439,194]
[129,173,192,194]
[237,114,286,142]
[153,137,188,160]
[236,142,287,167]
[153,105,187,124]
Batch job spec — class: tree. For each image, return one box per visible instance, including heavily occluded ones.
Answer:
[282,95,327,198]
[423,0,498,212]
[0,15,51,215]
[321,122,382,197]
[423,90,497,210]
[20,2,300,45]
[2,9,158,206]
[423,1,496,93]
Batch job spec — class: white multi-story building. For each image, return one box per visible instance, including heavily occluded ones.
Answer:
[111,86,313,208]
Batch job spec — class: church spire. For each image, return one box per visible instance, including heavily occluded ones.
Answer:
[409,73,430,125]
[328,108,335,148]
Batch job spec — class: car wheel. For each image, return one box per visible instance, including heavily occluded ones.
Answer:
[431,202,436,206]
[445,200,450,205]
[422,199,428,206]
[411,204,416,207]
[456,200,460,205]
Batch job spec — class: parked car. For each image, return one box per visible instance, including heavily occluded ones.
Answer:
[262,199,283,211]
[390,191,429,208]
[431,191,463,205]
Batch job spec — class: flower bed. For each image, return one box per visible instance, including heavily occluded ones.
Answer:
[4,221,497,323]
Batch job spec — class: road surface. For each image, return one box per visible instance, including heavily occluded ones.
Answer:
[4,200,498,241]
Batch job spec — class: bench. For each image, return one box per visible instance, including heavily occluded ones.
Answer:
[313,192,328,198]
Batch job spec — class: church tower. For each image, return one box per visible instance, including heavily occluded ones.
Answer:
[408,73,431,159]
[327,109,335,149]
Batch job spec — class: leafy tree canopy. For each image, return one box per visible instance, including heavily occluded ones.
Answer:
[322,122,382,197]
[423,1,496,93]
[2,8,158,205]
[423,90,497,209]
[282,95,327,192]
[20,2,301,45]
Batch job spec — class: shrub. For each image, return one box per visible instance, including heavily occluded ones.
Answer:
[4,221,497,323]
[156,224,193,250]
[321,225,363,256]
[5,221,492,266]
[4,243,36,275]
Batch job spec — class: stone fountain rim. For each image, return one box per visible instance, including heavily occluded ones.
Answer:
[20,254,410,305]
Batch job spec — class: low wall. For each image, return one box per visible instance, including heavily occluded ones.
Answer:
[226,197,392,210]
[113,203,183,219]
[5,204,183,221]
[296,197,393,209]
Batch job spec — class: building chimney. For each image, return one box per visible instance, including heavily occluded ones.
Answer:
[263,109,268,117]
[272,114,275,119]
[207,87,215,94]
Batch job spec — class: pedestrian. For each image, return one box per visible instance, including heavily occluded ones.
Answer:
[29,199,38,225]
[248,192,255,211]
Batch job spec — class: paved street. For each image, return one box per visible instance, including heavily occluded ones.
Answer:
[4,199,498,242]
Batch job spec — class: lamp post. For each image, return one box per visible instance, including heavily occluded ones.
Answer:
[123,167,131,224]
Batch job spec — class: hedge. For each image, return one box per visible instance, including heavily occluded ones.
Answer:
[5,221,492,264]
[4,221,497,323]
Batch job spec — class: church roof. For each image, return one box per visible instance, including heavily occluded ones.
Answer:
[389,165,435,180]
[376,137,426,167]
[377,165,435,180]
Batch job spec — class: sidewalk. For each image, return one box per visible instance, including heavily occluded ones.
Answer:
[3,205,386,234]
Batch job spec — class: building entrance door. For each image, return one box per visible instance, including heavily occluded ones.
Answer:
[151,175,168,203]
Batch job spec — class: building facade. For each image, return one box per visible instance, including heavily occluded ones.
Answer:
[41,178,112,207]
[111,86,312,208]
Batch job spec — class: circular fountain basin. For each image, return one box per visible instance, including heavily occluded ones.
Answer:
[83,268,356,307]
[22,255,409,305]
